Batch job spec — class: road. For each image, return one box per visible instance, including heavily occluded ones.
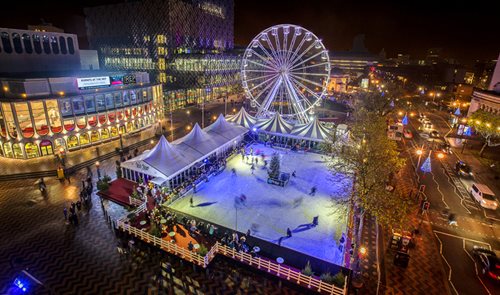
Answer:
[402,110,500,295]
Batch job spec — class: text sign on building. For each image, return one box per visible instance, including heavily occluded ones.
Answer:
[77,76,111,90]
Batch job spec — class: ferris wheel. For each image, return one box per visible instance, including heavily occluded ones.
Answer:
[241,24,330,123]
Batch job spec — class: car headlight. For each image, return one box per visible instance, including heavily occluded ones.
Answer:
[481,199,486,204]
[469,172,473,176]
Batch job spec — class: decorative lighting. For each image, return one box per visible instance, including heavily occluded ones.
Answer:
[416,149,423,155]
[437,153,444,159]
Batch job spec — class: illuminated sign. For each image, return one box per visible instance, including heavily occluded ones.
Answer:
[361,78,369,89]
[110,74,137,86]
[77,76,110,90]
[199,2,225,19]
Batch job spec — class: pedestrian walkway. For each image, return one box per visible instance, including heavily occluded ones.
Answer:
[0,127,156,178]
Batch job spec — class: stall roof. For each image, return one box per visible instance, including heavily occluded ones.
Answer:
[226,107,257,129]
[206,114,248,140]
[290,118,332,141]
[254,112,294,135]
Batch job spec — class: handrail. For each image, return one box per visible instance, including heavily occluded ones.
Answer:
[116,219,347,295]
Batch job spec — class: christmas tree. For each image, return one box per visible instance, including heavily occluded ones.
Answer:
[268,153,280,179]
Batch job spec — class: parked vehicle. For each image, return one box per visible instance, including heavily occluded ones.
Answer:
[472,246,500,281]
[403,129,413,139]
[470,183,498,210]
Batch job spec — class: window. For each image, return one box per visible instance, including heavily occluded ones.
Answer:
[113,92,122,107]
[90,130,100,142]
[2,103,17,138]
[122,91,130,105]
[79,133,90,145]
[76,116,86,129]
[1,32,13,53]
[3,143,13,158]
[110,126,118,137]
[33,34,42,54]
[30,101,49,136]
[45,100,62,133]
[108,111,116,123]
[67,135,79,148]
[132,107,137,117]
[54,138,66,152]
[472,185,479,193]
[60,98,72,117]
[15,103,34,138]
[25,143,39,158]
[126,121,134,132]
[67,37,75,54]
[0,107,6,137]
[12,33,22,54]
[130,90,137,104]
[117,110,123,120]
[59,36,67,54]
[98,114,106,125]
[96,95,105,111]
[22,34,32,54]
[101,128,110,140]
[12,143,23,159]
[88,115,97,127]
[50,36,59,54]
[105,94,114,109]
[125,109,131,118]
[136,90,143,103]
[72,97,85,115]
[84,96,96,113]
[64,118,75,131]
[42,35,51,54]
[39,140,53,156]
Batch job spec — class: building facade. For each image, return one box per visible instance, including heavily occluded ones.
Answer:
[0,27,81,74]
[0,72,164,159]
[84,0,240,112]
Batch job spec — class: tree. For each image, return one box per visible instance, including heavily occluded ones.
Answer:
[467,110,500,156]
[323,107,410,246]
[268,153,280,179]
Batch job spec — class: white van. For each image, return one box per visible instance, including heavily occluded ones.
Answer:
[470,183,497,210]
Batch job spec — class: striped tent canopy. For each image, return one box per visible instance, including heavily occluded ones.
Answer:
[290,118,332,141]
[226,107,257,129]
[205,114,248,140]
[254,112,294,135]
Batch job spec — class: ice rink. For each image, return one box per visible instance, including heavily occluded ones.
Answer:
[169,143,351,264]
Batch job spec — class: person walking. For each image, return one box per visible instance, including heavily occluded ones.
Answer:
[250,164,255,174]
[286,228,292,238]
[188,241,194,251]
[292,170,296,177]
[190,196,193,207]
[309,186,317,196]
[76,200,82,211]
[63,207,68,221]
[312,216,319,226]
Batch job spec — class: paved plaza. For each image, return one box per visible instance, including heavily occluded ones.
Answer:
[170,143,351,265]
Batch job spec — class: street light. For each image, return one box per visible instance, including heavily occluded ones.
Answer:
[416,148,423,172]
[96,161,101,180]
[437,152,444,159]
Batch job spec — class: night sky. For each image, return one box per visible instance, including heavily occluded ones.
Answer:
[0,1,498,64]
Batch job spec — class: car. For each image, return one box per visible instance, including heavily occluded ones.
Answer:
[455,161,473,177]
[472,246,500,281]
[403,129,413,139]
[438,142,452,154]
[419,133,430,139]
[470,183,498,210]
[422,118,431,124]
[430,130,439,137]
[422,123,433,130]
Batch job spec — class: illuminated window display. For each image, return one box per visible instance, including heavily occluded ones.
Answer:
[0,83,162,159]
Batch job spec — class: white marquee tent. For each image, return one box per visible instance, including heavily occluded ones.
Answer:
[225,107,257,129]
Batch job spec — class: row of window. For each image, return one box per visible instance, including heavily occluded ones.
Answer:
[0,32,75,55]
[0,100,156,139]
[0,116,155,159]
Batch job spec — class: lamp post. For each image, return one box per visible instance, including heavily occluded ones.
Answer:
[58,147,66,167]
[96,161,101,180]
[415,148,423,172]
[170,100,174,142]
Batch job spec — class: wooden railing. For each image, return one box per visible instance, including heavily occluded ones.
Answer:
[216,242,346,295]
[128,196,144,207]
[116,210,347,295]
